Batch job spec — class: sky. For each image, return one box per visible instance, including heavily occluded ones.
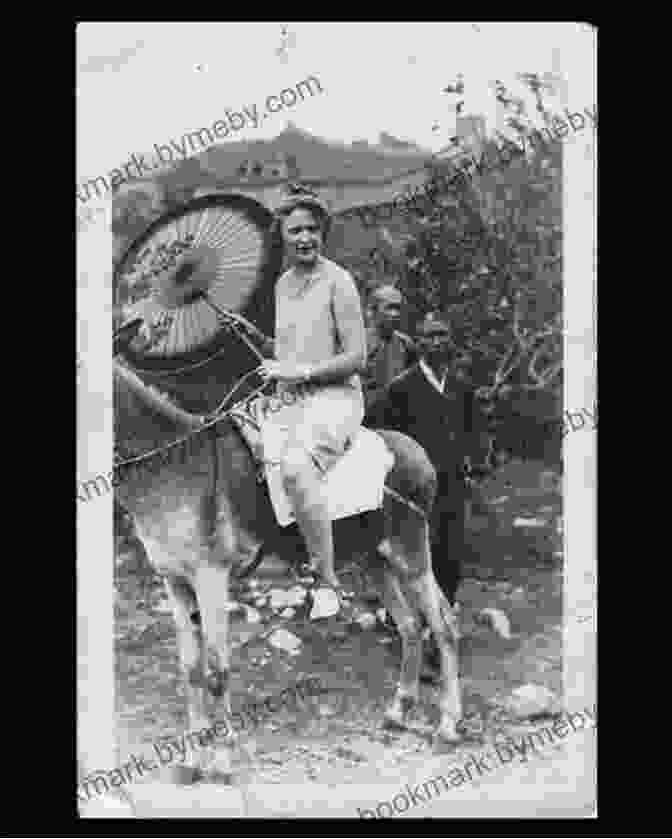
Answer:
[76,22,595,185]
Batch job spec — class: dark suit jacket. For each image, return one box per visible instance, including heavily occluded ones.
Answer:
[364,362,487,489]
[364,330,418,409]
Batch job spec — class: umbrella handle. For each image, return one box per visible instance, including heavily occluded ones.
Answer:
[202,295,266,362]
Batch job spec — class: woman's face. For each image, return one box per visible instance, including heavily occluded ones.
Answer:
[281,207,324,268]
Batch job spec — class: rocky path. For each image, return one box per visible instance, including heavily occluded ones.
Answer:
[98,459,594,817]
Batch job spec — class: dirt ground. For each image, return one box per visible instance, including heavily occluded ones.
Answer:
[112,458,580,812]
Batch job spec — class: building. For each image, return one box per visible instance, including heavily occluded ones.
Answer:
[151,122,433,215]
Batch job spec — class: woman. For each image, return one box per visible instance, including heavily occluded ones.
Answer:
[258,186,367,605]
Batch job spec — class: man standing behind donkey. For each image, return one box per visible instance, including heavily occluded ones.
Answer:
[365,313,490,607]
[364,284,418,411]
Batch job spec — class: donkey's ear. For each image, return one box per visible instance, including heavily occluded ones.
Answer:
[113,317,144,356]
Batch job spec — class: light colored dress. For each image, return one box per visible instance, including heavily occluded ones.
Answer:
[267,256,366,473]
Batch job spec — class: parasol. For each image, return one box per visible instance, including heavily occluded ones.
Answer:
[114,193,282,374]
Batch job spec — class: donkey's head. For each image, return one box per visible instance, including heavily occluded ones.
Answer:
[113,359,204,459]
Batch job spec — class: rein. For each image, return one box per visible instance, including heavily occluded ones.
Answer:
[113,372,273,472]
[113,312,430,520]
[113,307,274,471]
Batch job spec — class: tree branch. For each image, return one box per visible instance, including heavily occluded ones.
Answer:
[525,338,563,389]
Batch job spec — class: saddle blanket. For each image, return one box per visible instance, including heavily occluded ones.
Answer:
[261,422,395,527]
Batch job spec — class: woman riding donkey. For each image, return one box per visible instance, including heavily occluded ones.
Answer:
[113,190,465,785]
[256,185,368,610]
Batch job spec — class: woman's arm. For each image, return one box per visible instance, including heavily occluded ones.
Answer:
[222,311,275,358]
[308,273,367,384]
[259,272,366,385]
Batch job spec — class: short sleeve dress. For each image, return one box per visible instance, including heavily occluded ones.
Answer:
[268,256,366,473]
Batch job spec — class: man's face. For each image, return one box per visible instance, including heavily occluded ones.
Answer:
[422,330,455,367]
[281,207,323,268]
[377,301,401,335]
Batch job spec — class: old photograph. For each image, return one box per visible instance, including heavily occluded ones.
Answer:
[76,21,597,819]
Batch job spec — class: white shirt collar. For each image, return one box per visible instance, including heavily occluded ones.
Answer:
[420,358,447,393]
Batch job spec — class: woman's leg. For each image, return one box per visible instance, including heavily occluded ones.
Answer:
[278,390,363,592]
[280,443,339,588]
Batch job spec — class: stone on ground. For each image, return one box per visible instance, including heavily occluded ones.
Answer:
[286,585,308,606]
[355,612,377,630]
[514,517,546,527]
[269,588,289,610]
[267,628,302,653]
[309,588,340,620]
[503,684,561,719]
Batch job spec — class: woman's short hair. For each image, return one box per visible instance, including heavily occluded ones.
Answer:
[271,184,332,243]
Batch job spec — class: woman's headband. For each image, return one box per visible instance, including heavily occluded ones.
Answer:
[274,184,331,220]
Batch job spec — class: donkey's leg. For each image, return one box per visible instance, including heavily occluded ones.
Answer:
[374,487,434,732]
[382,514,462,744]
[374,430,461,742]
[368,562,424,729]
[163,575,213,780]
[406,531,462,745]
[193,559,237,780]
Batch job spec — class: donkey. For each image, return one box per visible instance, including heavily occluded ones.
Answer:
[114,344,462,782]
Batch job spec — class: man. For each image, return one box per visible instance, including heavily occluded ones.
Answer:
[364,284,417,410]
[258,185,367,610]
[364,313,488,606]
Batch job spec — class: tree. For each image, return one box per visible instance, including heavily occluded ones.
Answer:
[393,74,564,457]
[112,181,167,259]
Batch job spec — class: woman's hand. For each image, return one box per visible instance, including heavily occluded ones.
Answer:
[258,361,309,383]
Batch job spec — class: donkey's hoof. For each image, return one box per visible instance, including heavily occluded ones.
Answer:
[420,652,441,684]
[383,709,407,731]
[433,721,461,750]
[383,696,416,730]
[205,669,228,699]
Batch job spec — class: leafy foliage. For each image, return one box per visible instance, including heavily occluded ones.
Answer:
[112,182,172,267]
[392,76,564,433]
[111,75,566,460]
